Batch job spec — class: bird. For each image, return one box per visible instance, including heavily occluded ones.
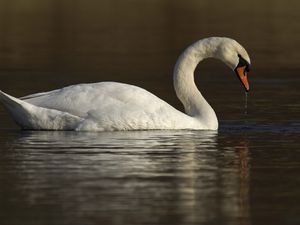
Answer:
[0,37,251,131]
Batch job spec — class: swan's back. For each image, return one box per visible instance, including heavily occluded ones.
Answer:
[20,82,200,131]
[24,82,168,117]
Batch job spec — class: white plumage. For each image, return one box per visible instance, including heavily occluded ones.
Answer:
[0,37,251,131]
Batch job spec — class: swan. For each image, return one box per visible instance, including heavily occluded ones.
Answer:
[0,37,251,131]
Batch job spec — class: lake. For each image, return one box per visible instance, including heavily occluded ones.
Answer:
[0,0,300,225]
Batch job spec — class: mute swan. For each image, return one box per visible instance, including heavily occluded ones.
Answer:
[0,37,251,131]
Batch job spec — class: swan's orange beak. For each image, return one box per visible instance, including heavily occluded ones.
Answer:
[235,66,250,92]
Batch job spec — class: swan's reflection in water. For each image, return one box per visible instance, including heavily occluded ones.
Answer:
[3,130,251,225]
[237,140,251,225]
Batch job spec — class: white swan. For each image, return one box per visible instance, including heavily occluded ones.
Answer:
[0,37,251,131]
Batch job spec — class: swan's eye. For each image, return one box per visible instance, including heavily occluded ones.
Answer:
[245,65,250,72]
[237,54,250,72]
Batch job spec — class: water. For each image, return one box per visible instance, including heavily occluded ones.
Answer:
[0,77,299,225]
[0,124,299,225]
[1,0,300,225]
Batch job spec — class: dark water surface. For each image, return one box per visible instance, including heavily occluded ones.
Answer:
[1,0,300,225]
[0,77,299,225]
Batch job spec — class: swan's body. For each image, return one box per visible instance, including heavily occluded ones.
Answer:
[0,37,251,131]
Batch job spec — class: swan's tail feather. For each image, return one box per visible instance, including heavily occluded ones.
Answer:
[0,90,30,128]
[0,90,82,130]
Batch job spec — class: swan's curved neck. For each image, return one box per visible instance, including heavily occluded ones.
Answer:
[173,39,218,129]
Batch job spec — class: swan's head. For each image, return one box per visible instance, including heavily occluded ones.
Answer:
[213,37,251,92]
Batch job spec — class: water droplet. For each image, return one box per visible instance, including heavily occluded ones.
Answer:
[244,92,248,115]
